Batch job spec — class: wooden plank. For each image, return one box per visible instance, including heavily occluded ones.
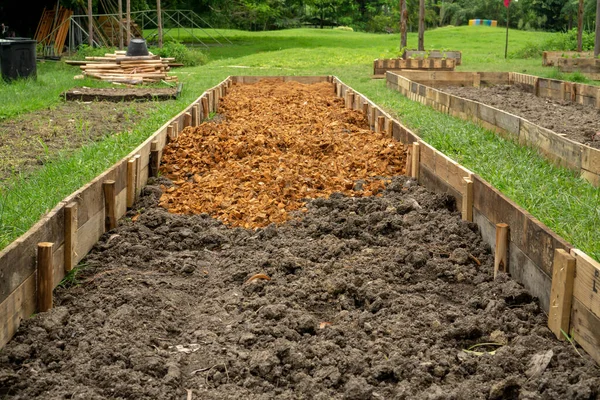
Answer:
[462,177,473,222]
[571,298,600,364]
[582,146,600,174]
[418,164,463,206]
[548,249,576,339]
[0,274,36,350]
[494,109,520,136]
[581,169,600,187]
[571,249,600,320]
[74,210,104,266]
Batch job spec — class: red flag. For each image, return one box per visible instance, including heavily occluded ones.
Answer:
[504,0,511,7]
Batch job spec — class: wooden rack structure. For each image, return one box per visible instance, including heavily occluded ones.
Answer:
[0,76,598,367]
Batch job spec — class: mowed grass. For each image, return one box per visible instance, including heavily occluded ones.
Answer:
[0,26,599,262]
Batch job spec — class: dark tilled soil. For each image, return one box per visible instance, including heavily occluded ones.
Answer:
[64,87,179,102]
[442,85,600,149]
[1,177,598,399]
[0,100,168,182]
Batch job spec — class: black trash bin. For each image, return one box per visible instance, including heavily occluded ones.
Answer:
[0,38,37,82]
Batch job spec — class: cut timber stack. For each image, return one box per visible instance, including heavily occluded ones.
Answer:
[78,50,177,84]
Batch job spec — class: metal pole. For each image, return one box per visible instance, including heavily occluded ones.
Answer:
[118,0,123,49]
[157,0,163,47]
[88,0,93,46]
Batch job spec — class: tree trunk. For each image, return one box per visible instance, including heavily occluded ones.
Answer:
[400,0,407,49]
[578,0,583,52]
[596,0,600,56]
[88,0,93,46]
[126,0,131,44]
[418,0,425,51]
[118,0,123,49]
[157,0,163,48]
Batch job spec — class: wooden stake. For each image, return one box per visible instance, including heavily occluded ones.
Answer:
[37,242,54,312]
[64,203,77,273]
[345,90,354,109]
[418,0,425,51]
[548,249,576,339]
[494,223,509,278]
[377,116,385,134]
[370,108,377,130]
[405,144,413,177]
[473,73,481,88]
[386,120,393,137]
[134,154,142,200]
[192,104,199,127]
[184,112,192,128]
[127,158,136,208]
[166,124,174,143]
[126,0,131,44]
[411,142,420,179]
[103,180,117,231]
[118,0,123,49]
[173,120,179,138]
[461,177,473,222]
[150,141,160,178]
[202,96,209,120]
[333,82,338,94]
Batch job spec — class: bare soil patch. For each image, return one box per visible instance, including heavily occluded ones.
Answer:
[159,80,405,229]
[0,100,170,182]
[0,177,598,399]
[442,85,600,149]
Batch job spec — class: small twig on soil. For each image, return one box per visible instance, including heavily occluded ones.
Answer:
[186,388,193,400]
[224,362,230,383]
[191,366,214,375]
[469,253,482,266]
[245,273,271,284]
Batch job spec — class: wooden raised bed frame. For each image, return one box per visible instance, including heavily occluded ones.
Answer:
[542,51,593,67]
[403,49,462,65]
[385,71,600,187]
[1,75,599,367]
[373,58,456,78]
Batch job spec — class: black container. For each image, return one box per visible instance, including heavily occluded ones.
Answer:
[0,38,37,82]
[126,38,149,57]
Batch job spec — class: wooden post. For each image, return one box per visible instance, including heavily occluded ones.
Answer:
[494,223,509,278]
[333,82,338,94]
[400,0,407,49]
[386,120,393,137]
[156,0,163,48]
[127,158,136,208]
[362,101,369,117]
[462,177,473,222]
[134,154,142,200]
[118,0,123,50]
[411,142,420,179]
[184,112,192,128]
[370,108,377,130]
[548,249,576,339]
[405,144,413,177]
[64,203,77,272]
[167,124,174,142]
[214,89,220,112]
[345,90,354,109]
[192,104,199,126]
[37,242,54,313]
[202,97,209,120]
[150,141,160,178]
[126,0,131,44]
[103,180,117,231]
[87,0,93,46]
[418,0,425,51]
[594,0,600,57]
[473,73,481,88]
[173,120,179,137]
[377,116,385,134]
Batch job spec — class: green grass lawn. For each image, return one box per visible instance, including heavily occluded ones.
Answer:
[0,26,599,262]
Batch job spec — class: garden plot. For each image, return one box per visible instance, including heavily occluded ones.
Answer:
[1,79,599,399]
[442,84,600,150]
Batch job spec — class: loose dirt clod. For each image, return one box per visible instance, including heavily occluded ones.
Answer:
[159,80,405,229]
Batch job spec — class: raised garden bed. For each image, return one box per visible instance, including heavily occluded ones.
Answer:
[542,51,593,67]
[386,71,600,187]
[403,49,462,65]
[373,58,455,78]
[63,85,182,102]
[1,76,600,398]
[556,57,600,80]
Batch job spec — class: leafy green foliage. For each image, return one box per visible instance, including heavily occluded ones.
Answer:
[150,42,208,66]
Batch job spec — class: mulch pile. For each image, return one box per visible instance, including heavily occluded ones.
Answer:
[159,80,406,228]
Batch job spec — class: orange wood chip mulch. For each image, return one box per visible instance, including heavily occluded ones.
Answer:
[158,79,406,229]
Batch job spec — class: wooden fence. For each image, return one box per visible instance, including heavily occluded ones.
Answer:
[385,71,600,187]
[1,75,599,366]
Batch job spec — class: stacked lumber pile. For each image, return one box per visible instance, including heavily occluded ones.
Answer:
[77,50,177,84]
